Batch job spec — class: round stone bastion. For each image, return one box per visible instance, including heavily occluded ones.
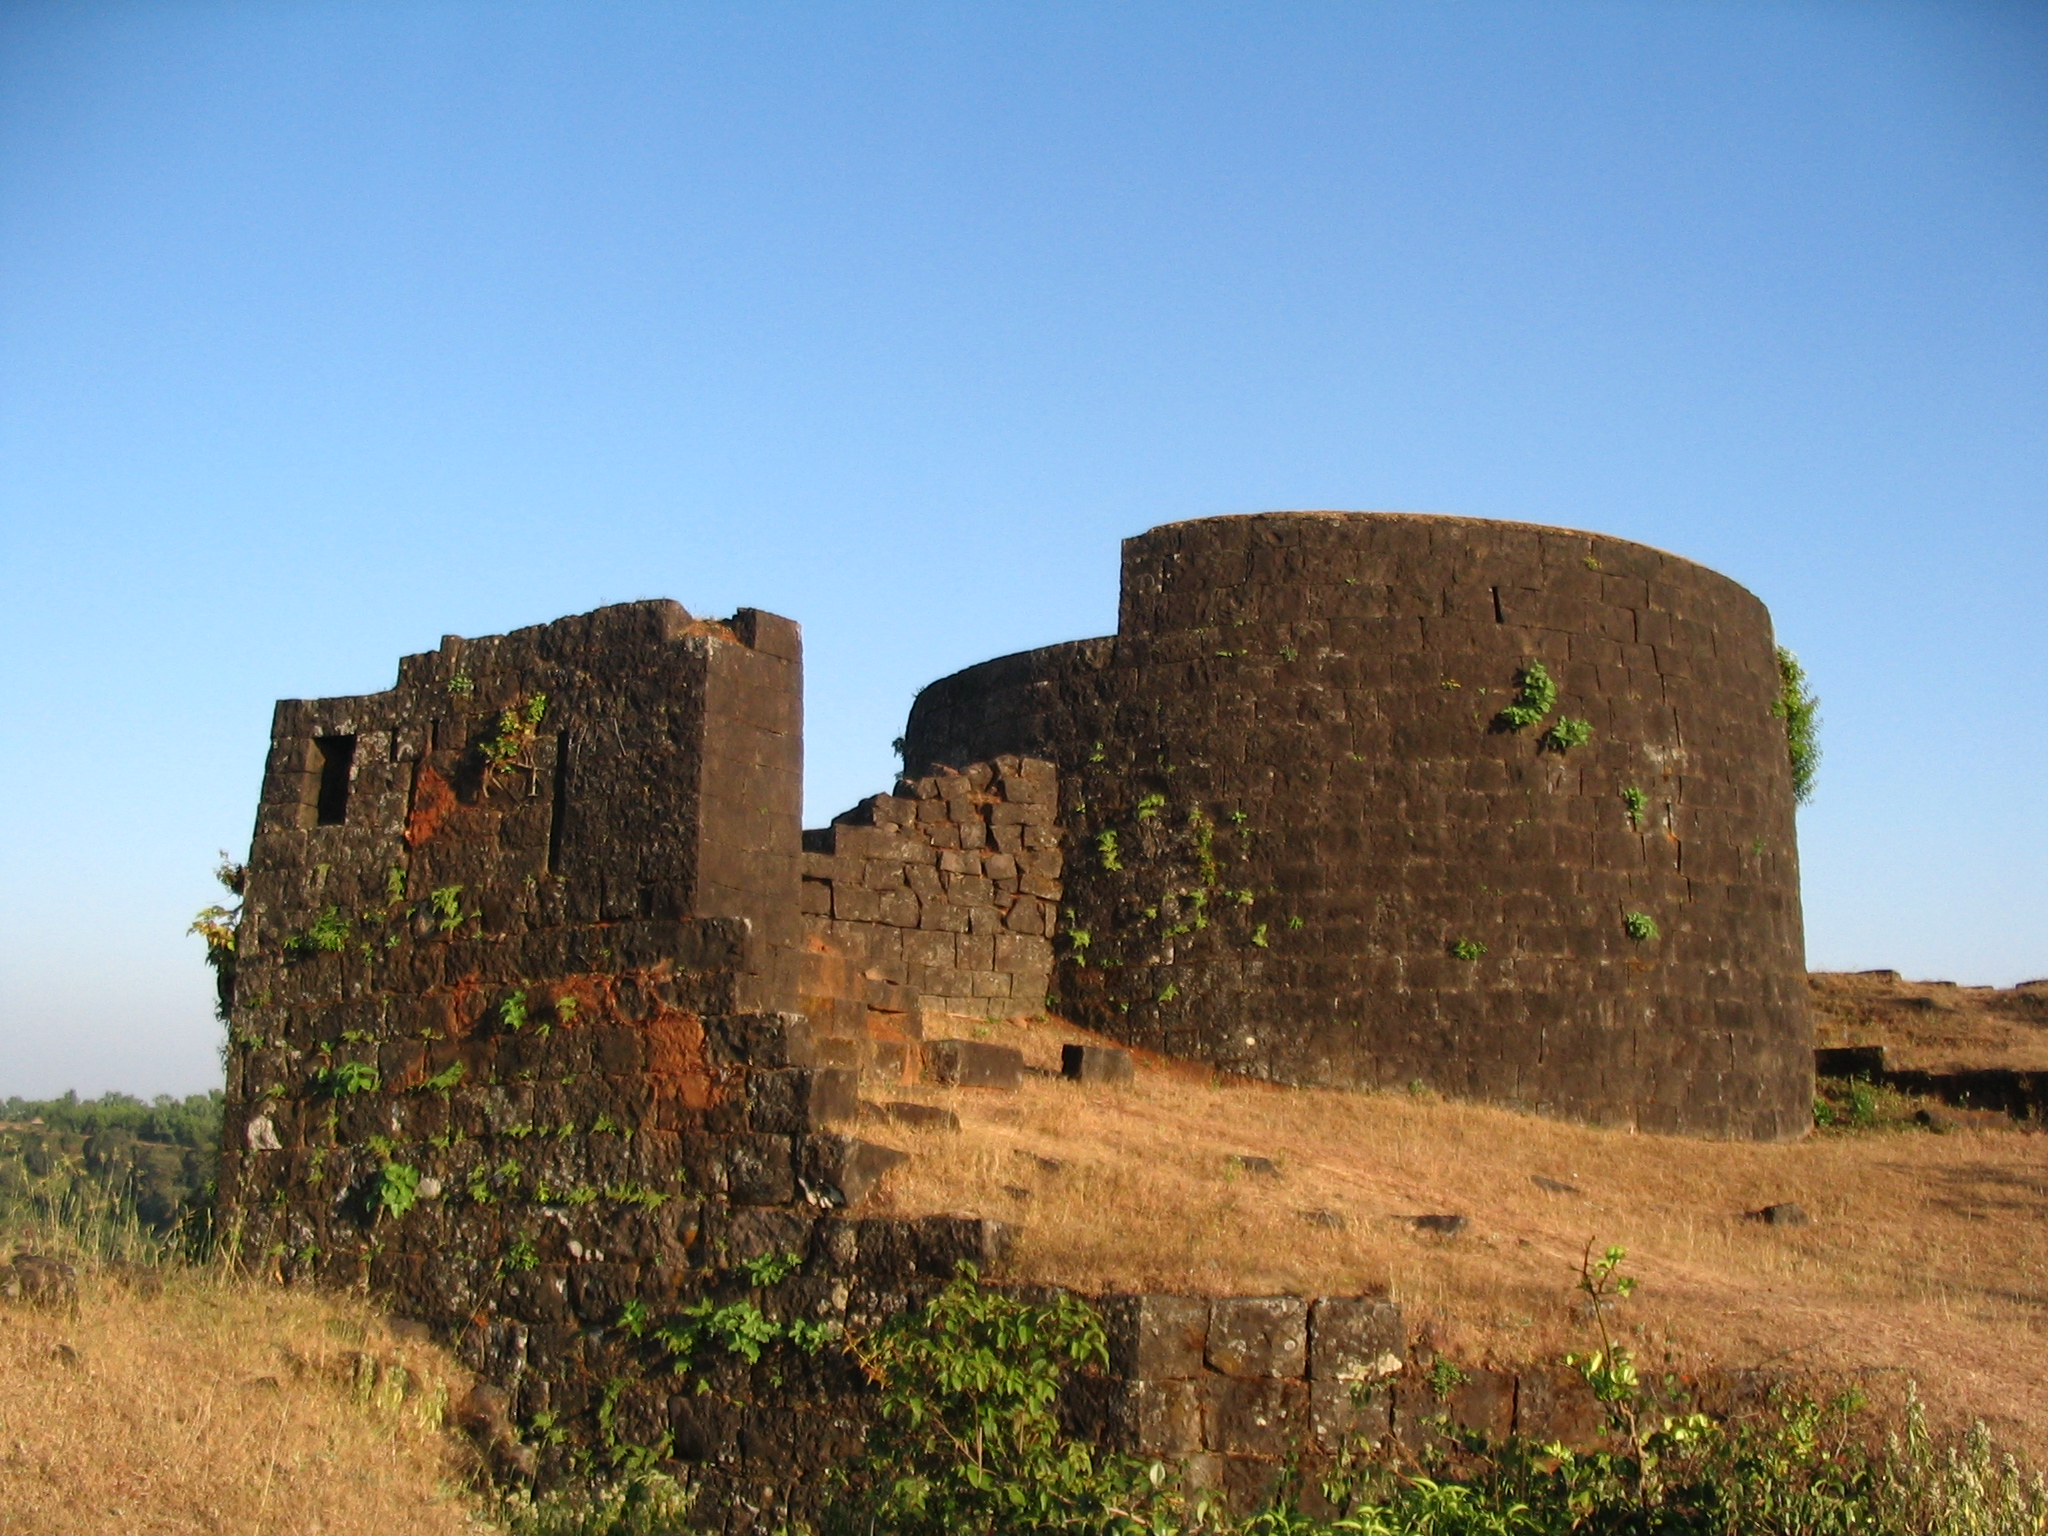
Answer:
[904,512,1811,1140]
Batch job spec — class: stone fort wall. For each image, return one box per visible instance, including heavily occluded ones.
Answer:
[905,513,1811,1139]
[216,510,1814,1523]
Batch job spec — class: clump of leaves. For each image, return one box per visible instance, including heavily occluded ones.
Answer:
[1621,785,1648,829]
[499,989,529,1032]
[1624,911,1660,943]
[1094,829,1122,872]
[740,1250,802,1287]
[318,1059,380,1097]
[1772,645,1821,806]
[1448,939,1487,961]
[374,1161,421,1219]
[1494,660,1558,731]
[429,884,467,933]
[189,854,248,1021]
[503,1234,540,1272]
[825,1264,1165,1536]
[496,1469,692,1536]
[284,906,351,957]
[479,692,549,792]
[1541,715,1592,753]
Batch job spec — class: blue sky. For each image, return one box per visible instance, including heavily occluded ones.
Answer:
[2,2,2042,1099]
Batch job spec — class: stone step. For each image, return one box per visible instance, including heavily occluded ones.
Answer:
[922,1038,1025,1091]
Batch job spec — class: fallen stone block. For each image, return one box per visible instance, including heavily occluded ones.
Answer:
[865,1100,961,1133]
[1747,1202,1810,1228]
[799,1134,909,1208]
[1061,1044,1134,1084]
[1,1253,78,1315]
[923,1038,1024,1090]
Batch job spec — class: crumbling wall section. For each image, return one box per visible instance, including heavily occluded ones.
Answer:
[796,757,1064,1068]
[216,601,906,1512]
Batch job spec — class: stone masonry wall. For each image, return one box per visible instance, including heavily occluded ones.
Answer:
[796,757,1064,1067]
[904,512,1812,1140]
[215,547,1818,1527]
[216,601,918,1523]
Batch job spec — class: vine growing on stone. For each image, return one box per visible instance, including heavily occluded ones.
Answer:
[1771,646,1821,806]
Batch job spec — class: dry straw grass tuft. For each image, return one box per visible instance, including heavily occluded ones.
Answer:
[0,1244,484,1536]
[869,1012,2048,1464]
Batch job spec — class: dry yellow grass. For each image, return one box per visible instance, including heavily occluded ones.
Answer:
[0,1250,485,1536]
[867,1014,2048,1463]
[1810,969,2048,1071]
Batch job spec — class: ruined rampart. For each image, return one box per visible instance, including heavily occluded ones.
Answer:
[217,510,1816,1525]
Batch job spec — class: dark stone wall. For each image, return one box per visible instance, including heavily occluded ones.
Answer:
[216,600,884,1514]
[797,758,1064,1057]
[904,512,1811,1139]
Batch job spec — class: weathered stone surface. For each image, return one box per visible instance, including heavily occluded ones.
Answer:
[1207,1376,1310,1456]
[1062,1044,1134,1084]
[1207,1297,1308,1378]
[1102,1293,1210,1379]
[864,1100,961,1133]
[799,1135,909,1208]
[922,1039,1025,1090]
[1308,1297,1402,1383]
[904,512,1813,1141]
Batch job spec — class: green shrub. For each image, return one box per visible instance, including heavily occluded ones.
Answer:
[1493,662,1558,732]
[1772,646,1822,806]
[824,1265,1168,1536]
[1540,716,1591,753]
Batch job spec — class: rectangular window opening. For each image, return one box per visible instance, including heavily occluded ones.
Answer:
[1490,586,1505,624]
[315,735,356,826]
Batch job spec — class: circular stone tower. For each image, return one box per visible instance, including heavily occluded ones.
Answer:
[904,512,1811,1140]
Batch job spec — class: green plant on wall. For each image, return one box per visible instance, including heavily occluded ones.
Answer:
[284,906,351,958]
[1494,660,1559,731]
[1771,646,1821,806]
[318,1059,380,1097]
[1621,786,1648,829]
[1448,939,1487,961]
[1624,911,1660,943]
[429,884,467,934]
[1061,788,1264,1023]
[478,692,549,794]
[374,1161,421,1219]
[189,854,247,1021]
[1541,716,1592,753]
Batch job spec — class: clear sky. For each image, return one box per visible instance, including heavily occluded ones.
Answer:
[2,2,2042,1100]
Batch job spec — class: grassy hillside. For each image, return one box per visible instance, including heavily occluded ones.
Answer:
[864,1010,2048,1465]
[0,1245,484,1535]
